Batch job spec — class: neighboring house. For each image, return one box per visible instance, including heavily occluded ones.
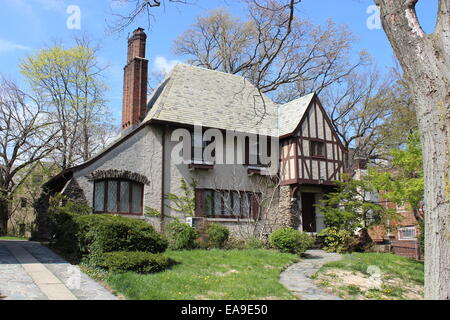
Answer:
[369,196,422,260]
[8,162,58,237]
[351,159,422,259]
[37,28,348,239]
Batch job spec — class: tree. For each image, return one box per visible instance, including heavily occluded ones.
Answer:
[374,0,449,299]
[318,174,395,233]
[173,6,368,101]
[20,41,116,169]
[0,78,57,235]
[369,132,424,222]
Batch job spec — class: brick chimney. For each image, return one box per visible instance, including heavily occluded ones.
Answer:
[122,28,148,130]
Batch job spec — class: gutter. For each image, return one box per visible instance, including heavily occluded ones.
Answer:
[160,126,166,232]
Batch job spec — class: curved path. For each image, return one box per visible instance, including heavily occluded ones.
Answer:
[280,249,342,300]
[0,240,117,300]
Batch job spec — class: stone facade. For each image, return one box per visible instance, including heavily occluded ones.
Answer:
[278,185,300,229]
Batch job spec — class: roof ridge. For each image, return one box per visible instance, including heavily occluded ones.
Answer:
[176,63,250,81]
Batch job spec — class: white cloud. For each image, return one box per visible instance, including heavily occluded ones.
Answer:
[35,0,65,11]
[154,56,180,74]
[0,39,31,53]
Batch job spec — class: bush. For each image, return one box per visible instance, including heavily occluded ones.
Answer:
[166,220,198,250]
[318,227,359,253]
[269,228,314,255]
[97,251,172,274]
[244,237,265,249]
[47,210,168,263]
[206,223,229,248]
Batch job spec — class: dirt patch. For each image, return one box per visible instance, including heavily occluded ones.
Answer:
[214,269,239,277]
[314,268,423,300]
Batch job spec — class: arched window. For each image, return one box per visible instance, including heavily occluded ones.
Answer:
[93,179,143,215]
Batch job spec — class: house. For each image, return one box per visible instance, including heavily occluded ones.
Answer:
[369,195,423,260]
[351,159,423,259]
[36,28,348,239]
[8,161,58,237]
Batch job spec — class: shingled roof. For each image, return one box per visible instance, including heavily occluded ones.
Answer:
[143,63,315,137]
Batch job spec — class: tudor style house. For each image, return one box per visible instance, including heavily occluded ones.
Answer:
[37,28,348,238]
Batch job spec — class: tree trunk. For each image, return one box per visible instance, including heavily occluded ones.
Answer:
[375,0,449,299]
[0,198,9,236]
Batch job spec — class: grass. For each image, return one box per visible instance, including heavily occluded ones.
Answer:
[0,236,28,241]
[320,252,424,285]
[102,249,299,300]
[315,252,424,300]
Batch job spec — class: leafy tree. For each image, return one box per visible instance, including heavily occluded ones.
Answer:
[368,132,424,222]
[318,174,395,232]
[20,39,115,169]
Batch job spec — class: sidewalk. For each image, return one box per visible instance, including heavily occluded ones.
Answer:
[0,240,117,300]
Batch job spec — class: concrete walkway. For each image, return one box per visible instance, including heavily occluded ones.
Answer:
[280,249,342,300]
[0,240,117,300]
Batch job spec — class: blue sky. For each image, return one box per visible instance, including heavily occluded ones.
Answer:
[0,0,438,126]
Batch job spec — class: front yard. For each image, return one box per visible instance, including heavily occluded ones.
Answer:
[91,249,299,300]
[312,252,424,300]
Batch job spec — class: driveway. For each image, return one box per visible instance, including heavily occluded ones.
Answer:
[0,240,117,300]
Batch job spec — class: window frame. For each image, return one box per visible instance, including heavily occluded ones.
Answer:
[310,139,326,159]
[398,226,417,240]
[197,188,261,219]
[93,178,144,216]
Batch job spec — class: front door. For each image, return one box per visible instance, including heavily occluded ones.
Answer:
[301,193,316,232]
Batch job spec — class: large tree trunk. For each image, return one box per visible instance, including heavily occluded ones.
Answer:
[375,0,449,299]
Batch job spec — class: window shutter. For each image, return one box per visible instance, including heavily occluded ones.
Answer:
[195,189,205,217]
[250,193,260,220]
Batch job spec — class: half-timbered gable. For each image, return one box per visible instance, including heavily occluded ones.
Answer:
[279,93,347,186]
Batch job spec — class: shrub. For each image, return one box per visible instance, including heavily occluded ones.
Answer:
[97,251,172,274]
[244,237,265,249]
[318,227,359,253]
[206,223,230,248]
[48,210,168,263]
[269,228,314,255]
[166,220,198,250]
[223,237,245,250]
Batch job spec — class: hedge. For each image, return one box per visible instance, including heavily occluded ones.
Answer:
[47,210,168,263]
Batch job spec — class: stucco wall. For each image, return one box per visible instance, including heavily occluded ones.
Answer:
[71,125,164,216]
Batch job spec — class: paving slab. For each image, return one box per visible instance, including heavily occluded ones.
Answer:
[0,240,117,300]
[280,249,342,300]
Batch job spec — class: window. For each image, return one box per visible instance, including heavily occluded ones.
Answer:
[244,136,271,167]
[191,132,214,163]
[20,197,28,208]
[93,179,143,215]
[398,226,416,240]
[311,140,325,158]
[197,189,260,219]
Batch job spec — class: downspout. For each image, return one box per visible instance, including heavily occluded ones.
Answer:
[160,126,166,232]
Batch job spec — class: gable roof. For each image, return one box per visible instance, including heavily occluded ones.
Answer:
[277,92,315,137]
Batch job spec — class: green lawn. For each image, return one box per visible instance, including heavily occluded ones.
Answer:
[315,252,424,300]
[320,252,424,285]
[103,249,299,300]
[0,236,28,241]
